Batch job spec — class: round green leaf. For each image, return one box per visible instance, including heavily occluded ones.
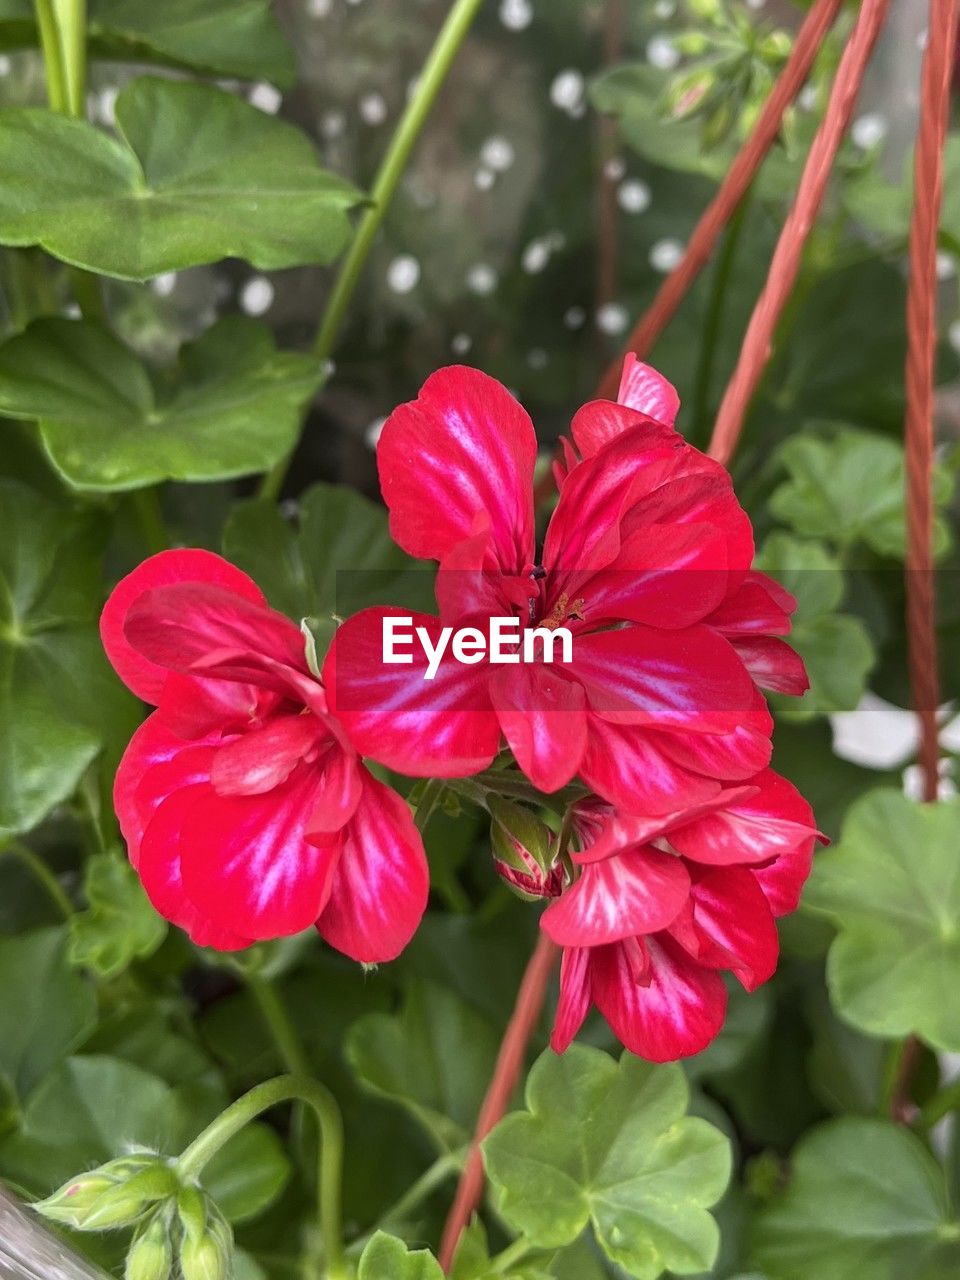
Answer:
[69,854,167,979]
[482,1046,731,1279]
[358,1232,444,1280]
[201,1123,291,1224]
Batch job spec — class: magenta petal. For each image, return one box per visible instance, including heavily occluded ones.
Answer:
[616,353,681,426]
[490,664,587,793]
[707,572,795,636]
[377,365,536,571]
[551,945,592,1053]
[668,768,818,868]
[570,400,677,460]
[101,549,266,703]
[176,772,341,940]
[324,607,501,776]
[731,636,809,695]
[592,935,728,1062]
[678,867,779,991]
[573,785,758,865]
[580,718,724,814]
[542,847,690,947]
[211,715,325,796]
[316,771,428,964]
[306,743,363,834]
[753,830,817,918]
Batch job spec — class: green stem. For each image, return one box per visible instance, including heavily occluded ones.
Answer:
[690,188,751,445]
[178,1075,346,1280]
[132,488,170,555]
[0,841,72,919]
[33,0,69,112]
[414,778,447,834]
[54,0,87,118]
[489,1238,539,1274]
[370,1150,464,1238]
[257,0,484,502]
[247,974,313,1078]
[919,1076,960,1132]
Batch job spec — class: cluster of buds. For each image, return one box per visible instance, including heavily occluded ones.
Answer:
[663,0,795,151]
[34,1153,233,1280]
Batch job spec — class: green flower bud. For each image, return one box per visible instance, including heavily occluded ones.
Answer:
[687,0,723,22]
[125,1211,174,1280]
[664,68,716,122]
[761,30,792,62]
[177,1193,233,1280]
[700,97,734,150]
[35,1154,178,1231]
[673,30,710,56]
[489,797,563,901]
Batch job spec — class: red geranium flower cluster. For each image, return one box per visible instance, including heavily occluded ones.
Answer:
[102,356,817,1059]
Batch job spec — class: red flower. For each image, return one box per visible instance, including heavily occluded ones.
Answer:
[543,770,820,1060]
[326,359,802,811]
[100,549,428,964]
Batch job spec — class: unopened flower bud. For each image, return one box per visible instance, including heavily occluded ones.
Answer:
[35,1154,177,1232]
[664,68,716,121]
[125,1210,174,1280]
[177,1192,233,1280]
[761,30,792,62]
[673,30,709,56]
[700,98,734,149]
[490,798,564,901]
[687,0,723,22]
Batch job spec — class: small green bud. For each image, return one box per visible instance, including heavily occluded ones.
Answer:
[687,0,723,22]
[760,30,792,62]
[177,1194,233,1280]
[673,30,710,56]
[126,1211,174,1280]
[700,97,734,150]
[35,1154,177,1232]
[176,1185,209,1244]
[489,798,563,901]
[664,68,716,122]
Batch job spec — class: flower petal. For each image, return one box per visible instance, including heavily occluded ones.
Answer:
[324,606,501,776]
[316,771,429,963]
[570,400,677,460]
[377,365,536,571]
[579,718,724,814]
[730,636,809,696]
[674,867,779,991]
[592,935,728,1062]
[573,785,758,865]
[490,663,587,793]
[211,714,327,796]
[707,571,795,636]
[101,549,266,703]
[542,846,690,947]
[550,945,592,1053]
[617,353,681,426]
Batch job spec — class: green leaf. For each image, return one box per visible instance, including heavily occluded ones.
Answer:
[0,926,96,1102]
[754,534,875,720]
[69,853,167,978]
[483,1046,731,1279]
[750,1118,958,1279]
[805,790,960,1050]
[769,429,952,559]
[346,981,499,1152]
[0,0,295,85]
[843,139,960,246]
[0,480,139,836]
[0,77,362,280]
[358,1232,444,1280]
[0,317,323,491]
[201,1123,291,1224]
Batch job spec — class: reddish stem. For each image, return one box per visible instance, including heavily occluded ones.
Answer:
[438,932,559,1272]
[708,0,891,465]
[595,0,845,401]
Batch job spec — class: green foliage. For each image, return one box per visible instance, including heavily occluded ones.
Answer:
[69,853,167,978]
[806,791,960,1051]
[0,317,323,490]
[750,1119,959,1279]
[0,78,361,280]
[483,1046,731,1279]
[358,1232,445,1280]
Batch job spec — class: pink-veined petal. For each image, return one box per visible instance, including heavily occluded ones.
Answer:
[377,365,536,571]
[592,935,728,1062]
[707,572,796,636]
[316,771,428,964]
[731,636,809,696]
[573,785,758,865]
[101,549,266,703]
[579,718,724,814]
[617,353,681,426]
[753,832,818,918]
[324,607,501,776]
[211,714,326,796]
[570,400,677,460]
[306,741,363,834]
[156,671,276,739]
[490,663,587,794]
[541,846,690,947]
[550,945,593,1053]
[653,690,774,781]
[675,867,779,991]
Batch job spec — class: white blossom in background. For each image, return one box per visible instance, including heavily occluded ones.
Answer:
[386,255,420,294]
[904,760,956,801]
[564,306,586,329]
[451,333,472,355]
[851,112,887,150]
[646,36,680,71]
[320,110,346,139]
[798,84,818,112]
[481,136,515,172]
[618,179,652,214]
[249,82,282,114]
[596,303,629,335]
[240,276,275,316]
[474,168,496,191]
[359,92,387,125]
[152,273,178,298]
[831,693,918,769]
[604,156,626,182]
[364,417,387,450]
[467,264,498,295]
[550,69,585,117]
[500,0,533,31]
[936,251,955,281]
[650,238,684,273]
[95,85,119,125]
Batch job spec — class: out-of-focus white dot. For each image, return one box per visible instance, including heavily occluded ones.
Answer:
[0,54,11,76]
[949,319,960,353]
[618,179,652,214]
[474,167,496,191]
[152,272,178,298]
[481,135,515,172]
[95,85,119,125]
[280,498,300,519]
[650,238,684,273]
[65,302,81,319]
[241,276,275,316]
[604,156,626,182]
[917,28,929,52]
[798,84,818,112]
[364,416,387,449]
[307,0,332,15]
[647,36,680,71]
[550,69,585,115]
[467,264,497,295]
[528,348,548,370]
[249,82,282,114]
[937,251,956,281]
[746,0,766,10]
[500,0,533,30]
[522,238,552,274]
[387,255,420,294]
[321,110,346,139]
[654,1,675,17]
[564,306,586,329]
[346,0,365,6]
[359,92,387,125]
[596,302,629,335]
[451,333,472,355]
[852,112,887,150]
[322,358,336,377]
